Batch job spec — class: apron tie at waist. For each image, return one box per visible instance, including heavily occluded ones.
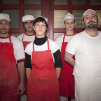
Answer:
[32,66,55,70]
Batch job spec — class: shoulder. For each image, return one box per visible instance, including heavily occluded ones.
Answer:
[25,41,33,55]
[98,31,101,35]
[55,34,64,41]
[26,41,33,48]
[25,41,33,51]
[11,35,23,47]
[48,39,59,46]
[71,31,84,40]
[17,33,24,40]
[48,38,59,53]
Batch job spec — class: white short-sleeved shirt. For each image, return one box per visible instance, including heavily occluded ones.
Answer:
[25,38,60,62]
[55,33,76,50]
[17,33,35,42]
[66,31,101,76]
[0,34,25,63]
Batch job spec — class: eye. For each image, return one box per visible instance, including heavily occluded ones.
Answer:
[85,17,89,20]
[30,21,33,24]
[5,22,9,25]
[35,23,39,26]
[71,22,74,24]
[24,22,28,24]
[92,15,96,18]
[66,22,69,24]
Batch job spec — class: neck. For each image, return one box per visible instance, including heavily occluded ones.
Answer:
[36,34,45,38]
[0,33,9,37]
[85,29,98,37]
[26,31,34,35]
[66,30,74,35]
[34,36,47,45]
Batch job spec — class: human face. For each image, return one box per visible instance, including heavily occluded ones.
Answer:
[24,20,34,33]
[33,21,47,38]
[83,11,98,29]
[0,20,10,36]
[64,19,75,31]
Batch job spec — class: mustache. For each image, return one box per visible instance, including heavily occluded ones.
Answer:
[88,21,95,24]
[1,28,7,30]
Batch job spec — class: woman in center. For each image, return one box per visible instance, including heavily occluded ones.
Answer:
[25,16,62,101]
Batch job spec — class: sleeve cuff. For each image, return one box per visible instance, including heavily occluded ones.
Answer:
[17,58,25,63]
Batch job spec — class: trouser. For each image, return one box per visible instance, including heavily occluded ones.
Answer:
[20,95,27,101]
[60,96,75,101]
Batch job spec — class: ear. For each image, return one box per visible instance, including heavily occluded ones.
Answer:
[64,22,66,28]
[9,24,11,30]
[74,22,76,27]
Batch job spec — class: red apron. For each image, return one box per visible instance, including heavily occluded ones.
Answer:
[0,35,19,101]
[22,33,33,50]
[22,33,32,95]
[59,33,75,98]
[27,39,59,101]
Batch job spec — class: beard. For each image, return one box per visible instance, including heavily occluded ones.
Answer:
[84,21,98,29]
[0,28,9,34]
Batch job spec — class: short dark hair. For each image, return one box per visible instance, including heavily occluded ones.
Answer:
[33,17,48,28]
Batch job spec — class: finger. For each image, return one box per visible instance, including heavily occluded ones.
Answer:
[18,89,25,95]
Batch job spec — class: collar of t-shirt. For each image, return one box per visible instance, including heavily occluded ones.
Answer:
[34,36,47,45]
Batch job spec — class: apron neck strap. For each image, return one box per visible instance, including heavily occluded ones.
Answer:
[9,35,12,43]
[47,39,50,50]
[63,34,65,42]
[22,33,25,41]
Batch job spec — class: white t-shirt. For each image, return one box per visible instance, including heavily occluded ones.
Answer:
[66,31,101,76]
[25,38,60,62]
[0,34,25,63]
[55,33,75,50]
[17,33,35,42]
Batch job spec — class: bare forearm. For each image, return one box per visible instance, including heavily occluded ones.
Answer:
[26,68,31,80]
[55,68,61,79]
[17,61,25,85]
[64,52,75,67]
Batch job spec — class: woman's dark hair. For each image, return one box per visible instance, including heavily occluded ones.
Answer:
[33,17,48,28]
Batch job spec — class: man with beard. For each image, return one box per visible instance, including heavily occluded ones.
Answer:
[0,13,25,101]
[17,15,35,101]
[17,15,35,50]
[64,9,101,101]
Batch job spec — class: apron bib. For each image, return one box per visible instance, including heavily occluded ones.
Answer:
[22,33,32,95]
[27,39,59,101]
[22,33,32,50]
[59,34,75,98]
[0,35,19,101]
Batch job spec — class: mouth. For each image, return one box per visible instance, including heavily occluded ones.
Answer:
[1,29,7,31]
[88,21,95,24]
[38,30,42,32]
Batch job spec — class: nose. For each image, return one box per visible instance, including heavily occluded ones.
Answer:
[2,23,6,28]
[89,17,93,21]
[39,25,42,29]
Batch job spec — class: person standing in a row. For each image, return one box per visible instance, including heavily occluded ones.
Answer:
[55,12,75,101]
[25,16,62,101]
[0,13,25,101]
[65,9,101,101]
[17,15,35,101]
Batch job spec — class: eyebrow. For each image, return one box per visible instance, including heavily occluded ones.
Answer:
[85,14,96,17]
